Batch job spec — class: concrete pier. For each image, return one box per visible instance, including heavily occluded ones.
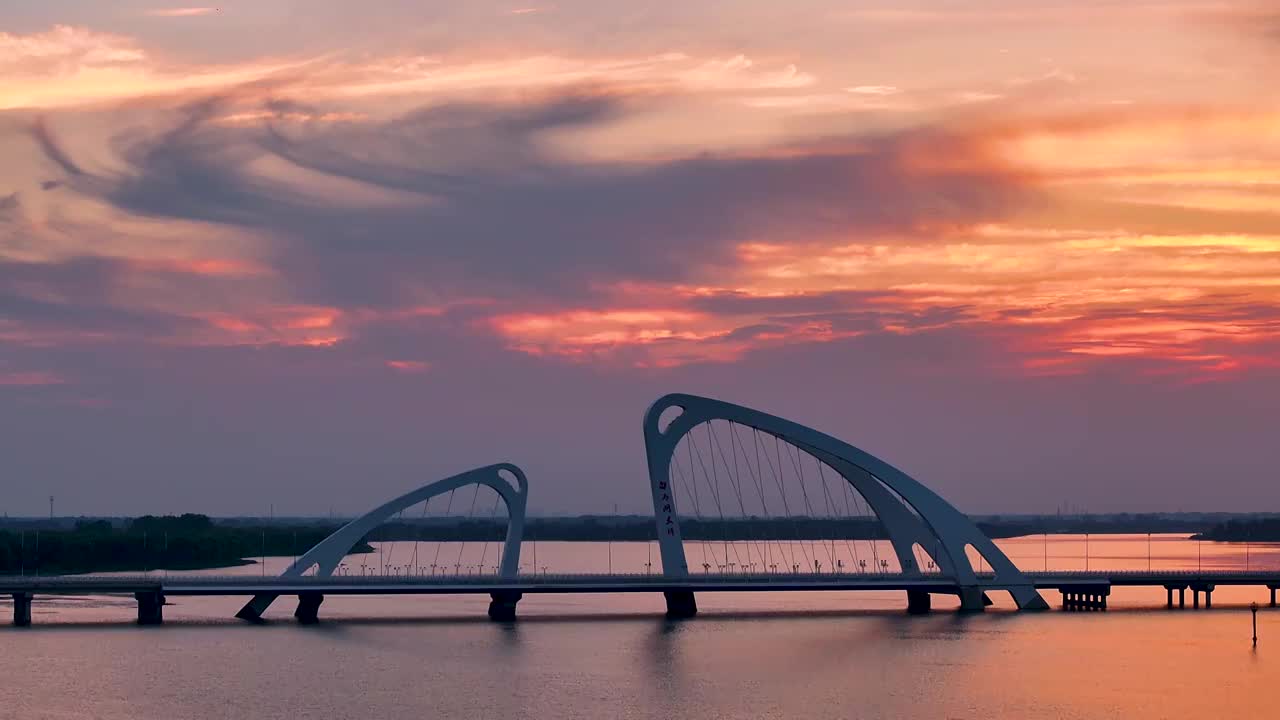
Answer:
[1188,582,1215,609]
[906,589,932,614]
[1060,586,1109,611]
[956,586,986,612]
[12,593,32,627]
[664,590,698,619]
[487,591,522,622]
[1164,585,1189,609]
[134,591,164,625]
[1269,585,1278,608]
[294,593,324,625]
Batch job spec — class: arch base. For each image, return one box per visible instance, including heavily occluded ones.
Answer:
[235,594,273,622]
[1008,585,1050,611]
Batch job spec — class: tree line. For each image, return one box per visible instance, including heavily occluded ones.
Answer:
[0,514,369,575]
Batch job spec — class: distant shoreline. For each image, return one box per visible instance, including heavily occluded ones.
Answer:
[1191,517,1280,542]
[0,514,372,576]
[5,513,1276,576]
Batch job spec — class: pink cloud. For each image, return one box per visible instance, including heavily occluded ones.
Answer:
[385,360,431,373]
[0,371,66,386]
[144,8,220,17]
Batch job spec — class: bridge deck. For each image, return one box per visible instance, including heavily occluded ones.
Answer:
[3,570,1279,597]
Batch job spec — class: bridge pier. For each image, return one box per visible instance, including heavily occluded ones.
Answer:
[664,590,698,619]
[134,591,164,626]
[1165,585,1191,609]
[294,592,324,625]
[11,593,32,627]
[488,591,522,622]
[957,587,986,613]
[906,589,932,614]
[1188,582,1215,610]
[1269,585,1278,608]
[1060,585,1109,611]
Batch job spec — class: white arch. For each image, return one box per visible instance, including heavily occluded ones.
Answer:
[643,394,1047,610]
[235,463,528,621]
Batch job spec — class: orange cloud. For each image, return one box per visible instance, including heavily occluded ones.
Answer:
[386,360,431,373]
[194,307,344,347]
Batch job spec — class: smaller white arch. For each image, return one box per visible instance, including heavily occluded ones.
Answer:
[235,463,528,621]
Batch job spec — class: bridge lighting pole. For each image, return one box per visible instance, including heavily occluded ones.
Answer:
[1148,532,1152,572]
[1085,533,1089,572]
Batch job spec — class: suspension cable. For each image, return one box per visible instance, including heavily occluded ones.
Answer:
[708,421,768,572]
[477,491,502,575]
[672,441,710,571]
[691,423,745,571]
[430,488,456,575]
[828,463,865,573]
[730,422,785,573]
[454,483,482,575]
[759,430,811,571]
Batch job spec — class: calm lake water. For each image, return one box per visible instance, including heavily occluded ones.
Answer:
[3,534,1279,719]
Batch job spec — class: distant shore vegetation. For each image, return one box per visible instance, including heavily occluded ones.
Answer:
[1,511,1265,575]
[1192,518,1280,542]
[0,514,369,575]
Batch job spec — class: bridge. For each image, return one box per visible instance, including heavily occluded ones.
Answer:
[5,571,1280,625]
[5,393,1276,626]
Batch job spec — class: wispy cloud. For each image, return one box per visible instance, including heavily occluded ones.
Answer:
[845,85,902,95]
[0,371,65,386]
[0,25,813,111]
[144,7,221,17]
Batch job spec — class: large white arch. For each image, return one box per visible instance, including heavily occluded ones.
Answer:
[235,463,528,621]
[643,394,1047,611]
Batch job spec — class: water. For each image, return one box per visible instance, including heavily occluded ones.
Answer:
[3,535,1279,719]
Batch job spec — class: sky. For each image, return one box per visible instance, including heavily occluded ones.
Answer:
[1,1,1278,517]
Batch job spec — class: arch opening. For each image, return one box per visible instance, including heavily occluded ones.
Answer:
[661,417,904,577]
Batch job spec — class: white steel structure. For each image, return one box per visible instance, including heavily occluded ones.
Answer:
[643,393,1048,613]
[236,463,528,621]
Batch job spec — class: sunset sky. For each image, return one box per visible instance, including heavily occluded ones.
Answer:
[1,1,1278,516]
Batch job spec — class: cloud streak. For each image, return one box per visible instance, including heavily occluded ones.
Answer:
[144,7,221,17]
